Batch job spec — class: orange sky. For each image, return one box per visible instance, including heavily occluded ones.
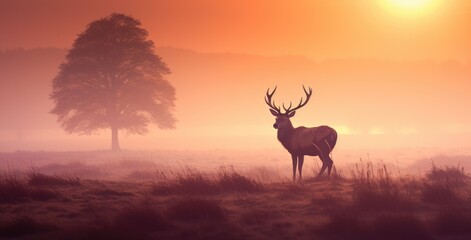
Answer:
[1,0,471,152]
[1,0,470,61]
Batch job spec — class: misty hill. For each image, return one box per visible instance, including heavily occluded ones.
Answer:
[0,47,470,150]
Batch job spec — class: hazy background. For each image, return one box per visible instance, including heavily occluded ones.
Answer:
[1,0,470,160]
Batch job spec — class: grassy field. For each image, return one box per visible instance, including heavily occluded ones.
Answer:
[1,152,471,240]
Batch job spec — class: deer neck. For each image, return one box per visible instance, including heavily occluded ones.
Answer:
[277,121,294,151]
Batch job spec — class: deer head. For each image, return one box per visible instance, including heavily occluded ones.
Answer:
[265,86,313,129]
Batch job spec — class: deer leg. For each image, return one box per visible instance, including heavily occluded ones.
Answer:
[313,143,327,177]
[291,155,297,181]
[317,158,327,177]
[318,154,333,177]
[325,154,334,176]
[321,139,334,176]
[298,155,304,180]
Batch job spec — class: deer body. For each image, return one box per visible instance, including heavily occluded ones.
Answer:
[278,125,336,156]
[266,86,337,180]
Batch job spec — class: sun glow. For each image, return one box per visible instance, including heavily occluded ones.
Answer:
[334,125,358,135]
[390,0,429,9]
[383,0,439,17]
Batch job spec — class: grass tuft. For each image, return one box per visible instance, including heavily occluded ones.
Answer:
[0,171,30,203]
[153,166,262,195]
[28,172,80,186]
[421,164,468,205]
[350,162,416,211]
[421,183,461,204]
[0,171,62,203]
[218,165,263,193]
[154,168,219,195]
[425,164,467,185]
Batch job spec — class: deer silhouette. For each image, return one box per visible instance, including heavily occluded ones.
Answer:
[265,86,337,181]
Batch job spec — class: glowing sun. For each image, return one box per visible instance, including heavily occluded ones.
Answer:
[383,0,439,17]
[390,0,430,9]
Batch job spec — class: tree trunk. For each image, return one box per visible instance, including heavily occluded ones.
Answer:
[111,126,120,151]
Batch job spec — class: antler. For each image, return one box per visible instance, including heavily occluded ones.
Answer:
[283,85,313,114]
[265,86,281,114]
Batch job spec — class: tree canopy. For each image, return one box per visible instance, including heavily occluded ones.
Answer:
[50,13,176,151]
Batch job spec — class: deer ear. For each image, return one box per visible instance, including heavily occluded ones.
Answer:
[269,109,279,116]
[287,111,296,118]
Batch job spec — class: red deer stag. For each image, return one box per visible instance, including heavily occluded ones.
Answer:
[265,86,337,181]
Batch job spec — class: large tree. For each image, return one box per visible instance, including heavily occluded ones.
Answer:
[50,13,176,151]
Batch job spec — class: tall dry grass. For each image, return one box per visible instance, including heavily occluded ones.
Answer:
[0,170,30,203]
[421,164,469,205]
[153,165,262,195]
[28,172,80,186]
[0,170,80,203]
[350,161,417,211]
